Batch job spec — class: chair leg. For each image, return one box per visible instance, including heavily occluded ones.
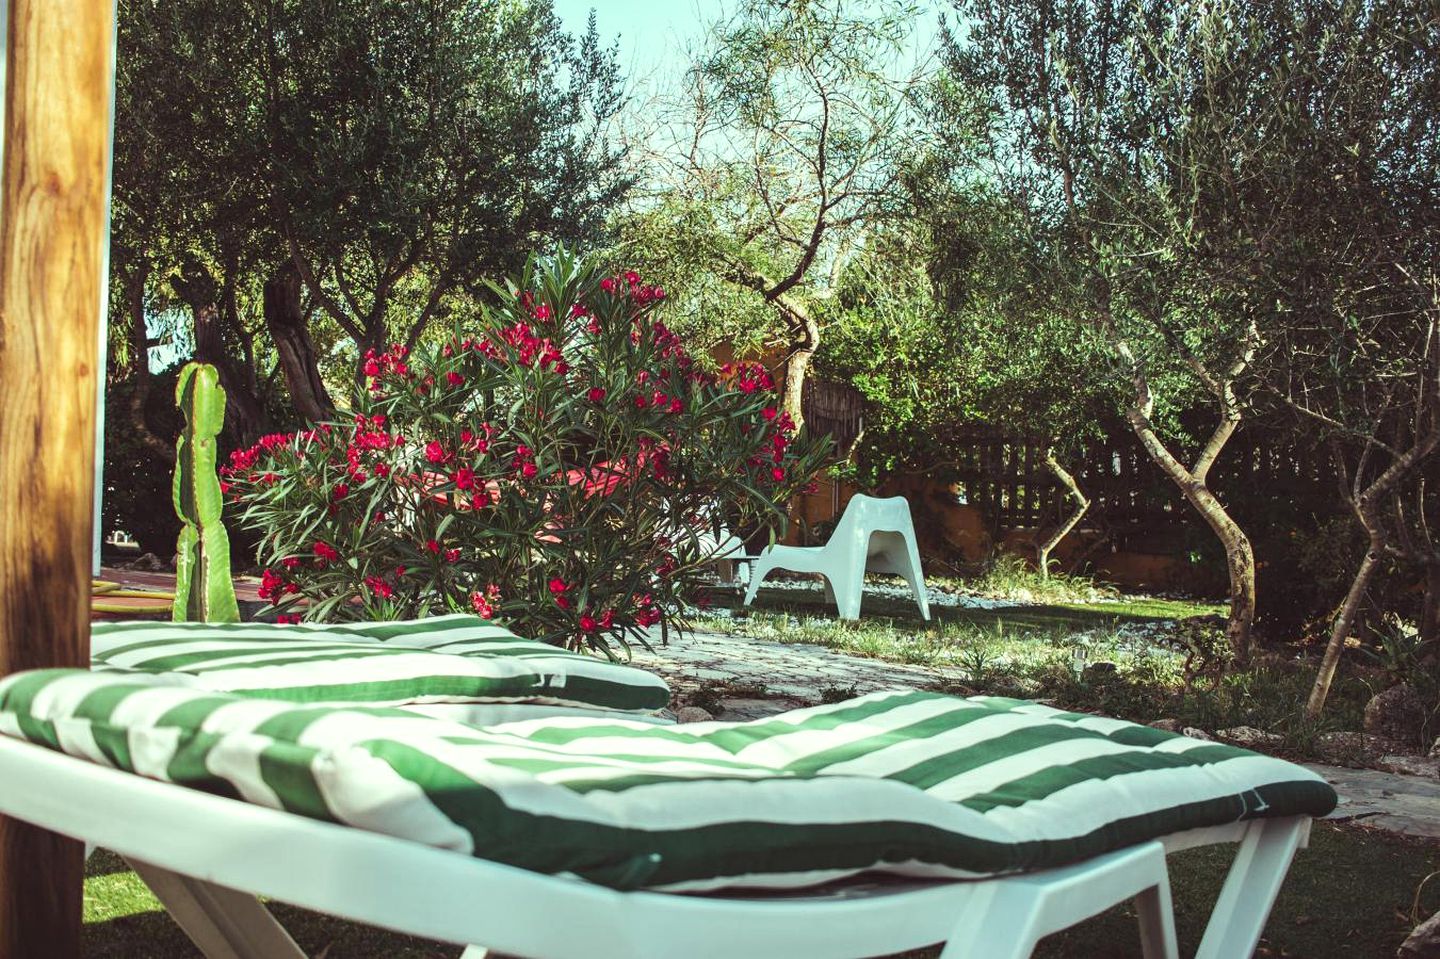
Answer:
[898,532,933,616]
[126,856,307,959]
[742,558,773,607]
[1193,817,1306,959]
[833,565,864,620]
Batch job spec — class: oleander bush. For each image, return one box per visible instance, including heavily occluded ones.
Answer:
[223,251,828,653]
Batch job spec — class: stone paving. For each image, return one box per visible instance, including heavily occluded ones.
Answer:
[634,629,1440,839]
[632,629,961,720]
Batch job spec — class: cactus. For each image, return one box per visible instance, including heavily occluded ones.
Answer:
[172,362,240,623]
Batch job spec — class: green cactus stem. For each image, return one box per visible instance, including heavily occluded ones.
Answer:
[173,362,240,623]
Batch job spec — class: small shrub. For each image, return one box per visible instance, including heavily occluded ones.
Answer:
[967,551,1118,604]
[223,252,829,653]
[818,682,861,704]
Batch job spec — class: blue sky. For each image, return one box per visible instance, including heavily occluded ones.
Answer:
[552,0,714,79]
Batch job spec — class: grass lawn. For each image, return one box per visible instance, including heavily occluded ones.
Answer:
[694,586,1380,754]
[83,822,1438,957]
[711,580,1225,633]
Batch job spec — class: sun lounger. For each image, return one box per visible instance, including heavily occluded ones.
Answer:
[0,670,1335,958]
[89,614,673,723]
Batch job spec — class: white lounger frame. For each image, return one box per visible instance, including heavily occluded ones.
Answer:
[0,736,1310,959]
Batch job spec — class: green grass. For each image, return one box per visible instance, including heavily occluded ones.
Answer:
[694,602,1375,755]
[83,823,1439,957]
[713,578,1223,633]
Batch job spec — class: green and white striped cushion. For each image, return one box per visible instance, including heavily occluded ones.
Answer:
[0,669,1336,892]
[90,615,670,714]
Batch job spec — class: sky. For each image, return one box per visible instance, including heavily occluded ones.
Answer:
[552,0,716,84]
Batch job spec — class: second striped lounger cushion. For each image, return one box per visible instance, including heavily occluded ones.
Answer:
[0,670,1337,893]
[90,615,670,715]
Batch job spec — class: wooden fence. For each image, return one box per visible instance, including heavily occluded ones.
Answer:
[949,422,1334,547]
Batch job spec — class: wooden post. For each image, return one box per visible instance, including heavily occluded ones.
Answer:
[0,0,116,956]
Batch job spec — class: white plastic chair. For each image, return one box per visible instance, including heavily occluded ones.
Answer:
[693,521,749,584]
[743,494,930,621]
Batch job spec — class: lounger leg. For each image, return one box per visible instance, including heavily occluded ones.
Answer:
[126,856,308,959]
[938,842,1177,959]
[1134,882,1179,959]
[1193,817,1306,959]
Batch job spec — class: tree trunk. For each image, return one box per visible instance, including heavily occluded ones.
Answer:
[121,262,174,463]
[171,260,267,444]
[779,309,819,431]
[1124,407,1256,662]
[264,265,334,422]
[1418,560,1440,648]
[1307,538,1384,718]
[1036,450,1089,580]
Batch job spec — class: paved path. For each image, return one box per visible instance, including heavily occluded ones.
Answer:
[635,630,1440,839]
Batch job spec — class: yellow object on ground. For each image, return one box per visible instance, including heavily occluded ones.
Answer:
[92,580,173,616]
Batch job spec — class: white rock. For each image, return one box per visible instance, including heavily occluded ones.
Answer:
[1217,725,1284,748]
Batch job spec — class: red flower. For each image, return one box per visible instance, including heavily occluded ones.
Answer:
[313,541,340,563]
[425,441,447,464]
[258,568,286,601]
[444,548,461,563]
[425,539,442,554]
[771,466,786,482]
[446,371,465,387]
[281,557,301,570]
[470,583,501,619]
[762,407,778,421]
[601,277,618,294]
[588,387,606,404]
[332,483,349,501]
[454,467,476,491]
[549,577,572,609]
[276,613,303,625]
[521,462,538,479]
[579,612,598,632]
[364,575,394,599]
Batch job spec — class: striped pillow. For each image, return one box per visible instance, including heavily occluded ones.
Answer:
[90,615,670,715]
[0,670,1336,892]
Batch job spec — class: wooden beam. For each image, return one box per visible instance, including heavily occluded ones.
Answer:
[0,0,117,956]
